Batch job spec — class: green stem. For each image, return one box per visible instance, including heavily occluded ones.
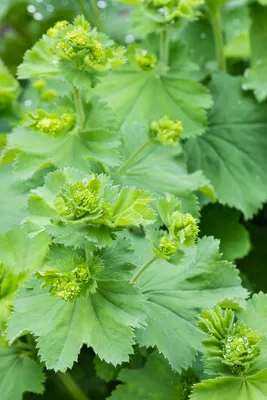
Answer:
[131,256,157,283]
[57,371,89,400]
[117,140,151,175]
[73,86,85,128]
[90,0,102,31]
[77,0,94,25]
[210,8,226,72]
[159,27,170,66]
[97,161,110,175]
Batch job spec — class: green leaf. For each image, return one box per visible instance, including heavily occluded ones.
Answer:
[0,343,45,400]
[0,164,29,233]
[185,73,267,219]
[94,65,213,138]
[0,226,50,332]
[237,292,267,338]
[94,356,120,382]
[190,369,267,400]
[199,204,251,261]
[131,234,247,372]
[17,37,59,80]
[113,123,215,217]
[7,97,120,179]
[243,4,267,102]
[7,240,146,371]
[109,351,197,400]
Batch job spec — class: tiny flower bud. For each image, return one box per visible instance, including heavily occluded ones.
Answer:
[73,263,90,283]
[150,116,183,146]
[134,49,157,71]
[170,211,199,247]
[158,235,178,258]
[28,110,75,136]
[32,79,46,89]
[40,89,57,101]
[47,20,69,38]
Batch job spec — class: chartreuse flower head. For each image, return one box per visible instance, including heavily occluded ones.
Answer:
[149,194,199,262]
[36,255,103,301]
[150,116,183,146]
[134,49,158,71]
[40,89,57,101]
[142,0,204,22]
[27,109,75,136]
[169,211,199,247]
[54,175,106,221]
[47,15,126,72]
[158,235,178,258]
[199,306,262,376]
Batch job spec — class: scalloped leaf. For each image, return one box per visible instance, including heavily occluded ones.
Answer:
[0,344,45,400]
[94,65,213,138]
[130,234,247,372]
[113,123,215,217]
[6,97,120,179]
[243,4,267,102]
[185,73,267,219]
[7,240,146,371]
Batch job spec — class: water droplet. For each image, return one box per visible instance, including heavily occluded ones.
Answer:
[242,84,248,91]
[52,60,58,64]
[24,99,32,107]
[200,32,206,40]
[36,0,43,3]
[97,0,107,8]
[27,4,36,13]
[256,59,263,65]
[125,34,135,44]
[46,4,54,12]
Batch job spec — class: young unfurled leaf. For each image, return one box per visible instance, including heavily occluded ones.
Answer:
[27,168,155,248]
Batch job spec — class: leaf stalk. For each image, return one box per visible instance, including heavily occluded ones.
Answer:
[57,371,90,400]
[210,8,226,72]
[160,27,170,66]
[131,256,157,283]
[117,140,151,175]
[74,86,85,128]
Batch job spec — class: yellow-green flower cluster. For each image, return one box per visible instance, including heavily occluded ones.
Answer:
[169,211,199,247]
[47,16,126,72]
[134,49,157,71]
[150,115,183,146]
[28,109,75,136]
[31,80,57,102]
[54,175,111,222]
[158,236,178,258]
[143,0,204,22]
[37,261,94,301]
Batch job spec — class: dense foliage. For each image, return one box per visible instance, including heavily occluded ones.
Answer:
[0,0,267,399]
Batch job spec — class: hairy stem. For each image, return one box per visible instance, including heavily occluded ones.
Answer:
[57,371,89,400]
[117,140,151,175]
[210,8,226,72]
[131,256,157,283]
[159,27,170,66]
[73,86,85,128]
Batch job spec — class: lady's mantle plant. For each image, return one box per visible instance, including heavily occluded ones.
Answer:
[1,1,267,399]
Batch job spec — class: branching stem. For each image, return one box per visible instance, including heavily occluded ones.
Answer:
[159,27,170,66]
[97,161,110,175]
[57,371,89,400]
[117,140,151,175]
[73,86,85,128]
[131,256,157,283]
[210,8,226,72]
